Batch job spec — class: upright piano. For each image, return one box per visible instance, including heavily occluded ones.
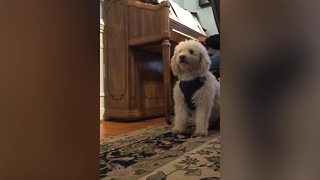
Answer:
[104,0,207,122]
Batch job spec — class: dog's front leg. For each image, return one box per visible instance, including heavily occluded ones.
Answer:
[194,106,210,136]
[172,102,188,135]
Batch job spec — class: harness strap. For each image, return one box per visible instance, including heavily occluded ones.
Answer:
[179,76,206,110]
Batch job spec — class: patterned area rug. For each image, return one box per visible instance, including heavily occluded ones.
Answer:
[100,125,220,180]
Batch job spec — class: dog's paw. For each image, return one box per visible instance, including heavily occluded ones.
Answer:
[194,130,208,137]
[172,126,185,135]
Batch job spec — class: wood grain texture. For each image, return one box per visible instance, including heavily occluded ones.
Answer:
[104,0,206,121]
[100,117,167,140]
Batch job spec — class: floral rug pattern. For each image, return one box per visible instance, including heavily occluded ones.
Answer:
[100,125,220,180]
[140,137,220,180]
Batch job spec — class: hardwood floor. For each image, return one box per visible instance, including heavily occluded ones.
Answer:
[100,117,170,141]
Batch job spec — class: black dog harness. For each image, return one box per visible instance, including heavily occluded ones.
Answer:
[179,76,206,110]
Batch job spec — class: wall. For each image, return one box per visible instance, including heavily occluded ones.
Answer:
[100,19,105,120]
[100,0,105,120]
[172,0,184,7]
[172,0,219,36]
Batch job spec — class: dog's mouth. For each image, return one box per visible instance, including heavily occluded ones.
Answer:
[180,58,188,64]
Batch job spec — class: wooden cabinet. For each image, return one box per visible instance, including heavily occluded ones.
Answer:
[104,0,205,121]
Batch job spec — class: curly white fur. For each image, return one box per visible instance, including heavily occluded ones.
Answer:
[171,40,220,136]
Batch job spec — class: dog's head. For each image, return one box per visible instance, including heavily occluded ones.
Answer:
[171,40,211,79]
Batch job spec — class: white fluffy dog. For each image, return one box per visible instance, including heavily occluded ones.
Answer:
[170,40,220,136]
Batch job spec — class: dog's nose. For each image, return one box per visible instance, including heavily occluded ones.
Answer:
[179,55,186,63]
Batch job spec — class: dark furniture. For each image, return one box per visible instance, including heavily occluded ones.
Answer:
[210,0,220,32]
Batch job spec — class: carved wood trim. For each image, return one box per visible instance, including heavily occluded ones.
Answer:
[105,0,128,101]
[129,34,163,46]
[170,19,207,38]
[127,0,169,10]
[105,0,126,11]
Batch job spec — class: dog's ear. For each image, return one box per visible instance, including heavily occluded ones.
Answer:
[170,52,180,76]
[197,51,211,75]
[198,53,202,63]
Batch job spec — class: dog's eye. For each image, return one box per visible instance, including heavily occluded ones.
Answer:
[189,49,194,54]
